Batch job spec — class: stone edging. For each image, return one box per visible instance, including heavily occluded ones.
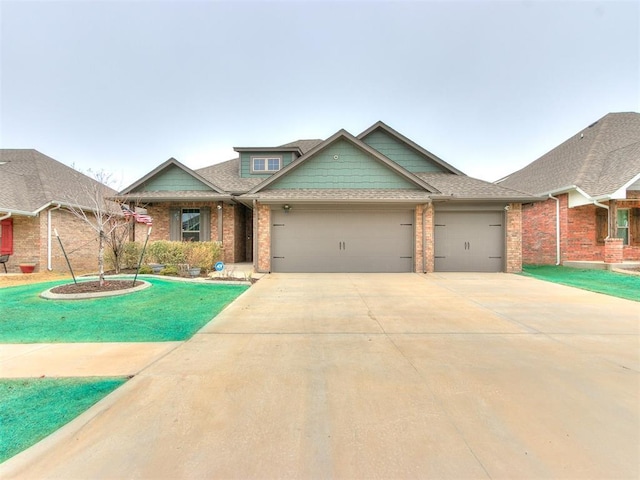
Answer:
[40,279,152,300]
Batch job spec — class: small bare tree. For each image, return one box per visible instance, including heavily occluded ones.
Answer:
[63,169,128,286]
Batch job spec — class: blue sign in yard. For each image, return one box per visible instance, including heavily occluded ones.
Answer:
[214,262,225,272]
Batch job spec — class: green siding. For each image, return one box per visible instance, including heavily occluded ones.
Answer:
[240,152,294,178]
[270,139,417,189]
[133,165,212,192]
[361,129,446,173]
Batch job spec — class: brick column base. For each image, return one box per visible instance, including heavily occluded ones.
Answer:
[604,238,623,263]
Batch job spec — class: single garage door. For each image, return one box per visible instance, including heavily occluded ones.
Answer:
[271,209,414,272]
[434,211,504,272]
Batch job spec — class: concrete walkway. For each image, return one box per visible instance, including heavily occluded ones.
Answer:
[1,273,639,479]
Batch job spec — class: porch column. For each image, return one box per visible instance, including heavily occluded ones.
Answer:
[604,238,623,264]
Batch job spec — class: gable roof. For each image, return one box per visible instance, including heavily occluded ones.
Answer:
[247,129,438,195]
[358,121,465,175]
[497,112,640,197]
[0,149,117,215]
[118,157,231,201]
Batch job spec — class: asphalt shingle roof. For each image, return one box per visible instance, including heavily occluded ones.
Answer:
[415,173,535,200]
[0,149,117,213]
[241,188,434,202]
[498,112,640,197]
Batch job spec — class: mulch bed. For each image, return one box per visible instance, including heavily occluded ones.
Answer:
[50,280,143,295]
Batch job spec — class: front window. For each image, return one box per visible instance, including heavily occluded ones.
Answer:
[617,209,629,245]
[182,209,200,241]
[252,156,281,173]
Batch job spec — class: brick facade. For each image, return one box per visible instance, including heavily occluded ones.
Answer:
[505,203,522,273]
[521,192,640,265]
[5,208,107,274]
[255,202,271,272]
[130,202,255,265]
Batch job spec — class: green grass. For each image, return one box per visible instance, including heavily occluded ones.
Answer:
[0,377,126,463]
[522,265,640,302]
[0,277,249,343]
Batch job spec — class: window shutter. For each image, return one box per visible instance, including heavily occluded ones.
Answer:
[0,218,13,255]
[595,208,608,244]
[631,208,640,246]
[169,208,181,241]
[200,207,211,241]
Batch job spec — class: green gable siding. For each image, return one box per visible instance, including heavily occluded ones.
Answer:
[133,165,212,192]
[361,129,445,173]
[240,152,295,178]
[270,139,417,189]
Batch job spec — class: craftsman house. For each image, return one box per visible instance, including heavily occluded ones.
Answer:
[118,121,536,273]
[497,112,640,267]
[0,149,118,273]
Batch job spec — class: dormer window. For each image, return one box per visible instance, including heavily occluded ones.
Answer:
[252,156,281,173]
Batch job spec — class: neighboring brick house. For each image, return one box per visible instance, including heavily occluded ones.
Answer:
[118,121,536,273]
[497,112,640,267]
[0,150,119,273]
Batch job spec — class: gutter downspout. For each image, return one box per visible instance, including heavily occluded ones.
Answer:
[548,194,561,265]
[0,212,11,222]
[47,204,62,270]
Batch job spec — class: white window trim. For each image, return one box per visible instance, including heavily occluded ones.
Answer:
[251,156,282,173]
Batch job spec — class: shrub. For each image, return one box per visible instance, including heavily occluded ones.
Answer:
[137,264,153,274]
[185,242,223,272]
[146,241,186,265]
[122,242,142,269]
[160,265,179,276]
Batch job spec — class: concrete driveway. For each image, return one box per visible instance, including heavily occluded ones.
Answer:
[2,273,639,479]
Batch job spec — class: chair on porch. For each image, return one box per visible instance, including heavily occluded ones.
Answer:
[0,254,9,273]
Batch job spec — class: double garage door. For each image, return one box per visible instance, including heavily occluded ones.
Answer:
[270,208,506,273]
[271,208,414,273]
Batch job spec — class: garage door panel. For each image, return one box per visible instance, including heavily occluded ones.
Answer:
[272,209,413,273]
[434,211,504,272]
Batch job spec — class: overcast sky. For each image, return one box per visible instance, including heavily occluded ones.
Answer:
[1,0,638,190]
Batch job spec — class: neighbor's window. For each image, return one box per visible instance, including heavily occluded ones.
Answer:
[617,209,629,245]
[182,209,200,241]
[252,156,281,173]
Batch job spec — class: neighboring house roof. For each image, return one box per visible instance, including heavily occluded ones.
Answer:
[0,149,117,215]
[497,112,640,198]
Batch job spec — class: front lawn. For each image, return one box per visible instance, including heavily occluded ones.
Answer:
[521,265,640,302]
[0,377,126,463]
[0,277,249,343]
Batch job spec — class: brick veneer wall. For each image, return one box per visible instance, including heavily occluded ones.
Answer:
[414,203,434,273]
[522,198,560,264]
[7,208,104,273]
[256,203,271,272]
[522,192,640,264]
[505,203,523,273]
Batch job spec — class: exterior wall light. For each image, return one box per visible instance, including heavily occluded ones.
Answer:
[283,204,291,213]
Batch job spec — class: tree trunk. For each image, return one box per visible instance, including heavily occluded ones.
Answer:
[98,230,105,287]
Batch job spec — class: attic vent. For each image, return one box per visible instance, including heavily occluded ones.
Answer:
[587,121,598,128]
